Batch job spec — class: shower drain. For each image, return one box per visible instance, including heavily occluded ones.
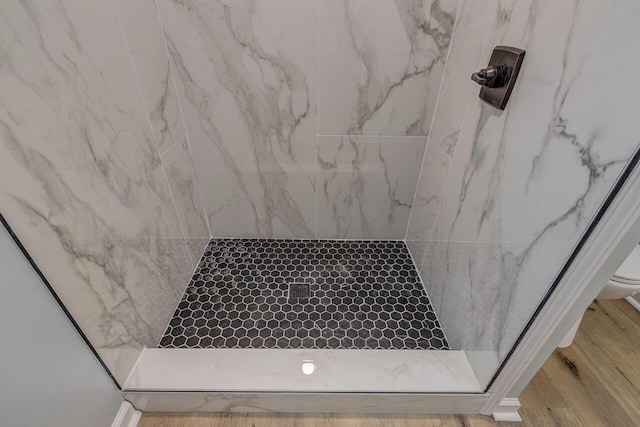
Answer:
[288,283,310,301]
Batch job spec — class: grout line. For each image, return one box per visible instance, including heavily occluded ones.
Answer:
[192,238,212,268]
[153,0,213,239]
[122,347,147,388]
[404,0,463,243]
[111,0,160,152]
[168,62,213,239]
[315,136,319,238]
[111,0,194,269]
[412,0,504,321]
[156,238,212,346]
[316,134,434,138]
[205,236,406,242]
[409,0,500,346]
[403,240,451,346]
[163,161,195,267]
[315,0,320,239]
[159,135,185,158]
[405,241,426,282]
[424,0,500,246]
[58,235,515,244]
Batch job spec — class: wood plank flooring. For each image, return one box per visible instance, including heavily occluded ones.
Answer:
[139,299,640,427]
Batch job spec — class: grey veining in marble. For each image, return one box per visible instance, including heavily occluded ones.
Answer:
[7,0,637,397]
[157,0,318,239]
[126,348,479,392]
[317,136,426,239]
[115,0,210,255]
[426,0,499,156]
[407,0,640,386]
[114,0,185,152]
[0,0,200,383]
[160,139,209,243]
[318,0,460,136]
[157,0,460,239]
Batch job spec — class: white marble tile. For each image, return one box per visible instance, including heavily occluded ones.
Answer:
[157,0,318,238]
[419,240,564,386]
[208,171,316,239]
[419,241,527,349]
[427,0,500,156]
[0,0,193,383]
[420,0,640,386]
[405,141,451,245]
[318,0,460,136]
[0,1,184,241]
[160,138,209,240]
[182,121,317,238]
[125,348,481,392]
[114,0,185,152]
[316,136,426,239]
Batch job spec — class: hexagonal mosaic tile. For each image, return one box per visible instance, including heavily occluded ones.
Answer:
[159,239,449,350]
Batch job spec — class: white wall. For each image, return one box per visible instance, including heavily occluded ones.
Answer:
[0,220,122,427]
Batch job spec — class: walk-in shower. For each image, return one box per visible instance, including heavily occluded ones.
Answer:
[2,0,640,419]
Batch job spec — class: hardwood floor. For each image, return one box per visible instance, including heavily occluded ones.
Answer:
[139,299,640,427]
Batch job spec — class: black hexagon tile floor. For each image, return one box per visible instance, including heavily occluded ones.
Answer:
[159,239,450,350]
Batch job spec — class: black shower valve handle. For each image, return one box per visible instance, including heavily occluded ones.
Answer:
[471,72,488,86]
[471,65,510,88]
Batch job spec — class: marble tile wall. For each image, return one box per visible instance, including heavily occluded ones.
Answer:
[0,0,209,384]
[114,0,210,257]
[7,0,636,392]
[317,136,426,239]
[406,0,640,386]
[157,0,461,239]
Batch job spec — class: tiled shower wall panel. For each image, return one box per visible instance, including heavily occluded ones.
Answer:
[0,0,209,384]
[156,0,461,239]
[406,0,640,386]
[114,0,210,254]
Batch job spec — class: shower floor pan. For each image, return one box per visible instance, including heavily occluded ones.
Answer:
[160,239,449,351]
[122,239,482,407]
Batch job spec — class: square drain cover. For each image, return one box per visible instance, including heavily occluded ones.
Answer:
[288,283,310,301]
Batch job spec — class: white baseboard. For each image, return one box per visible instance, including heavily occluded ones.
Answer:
[625,296,640,313]
[111,401,141,427]
[492,397,522,422]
